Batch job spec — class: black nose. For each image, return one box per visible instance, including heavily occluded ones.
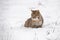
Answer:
[37,16,39,19]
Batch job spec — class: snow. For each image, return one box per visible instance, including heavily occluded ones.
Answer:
[0,0,60,40]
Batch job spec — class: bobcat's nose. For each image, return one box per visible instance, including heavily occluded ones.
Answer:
[36,16,39,19]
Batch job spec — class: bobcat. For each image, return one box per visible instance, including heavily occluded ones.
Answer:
[24,10,43,28]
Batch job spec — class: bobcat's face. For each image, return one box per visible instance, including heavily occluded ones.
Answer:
[31,10,40,19]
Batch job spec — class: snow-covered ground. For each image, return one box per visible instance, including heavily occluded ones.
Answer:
[0,0,60,40]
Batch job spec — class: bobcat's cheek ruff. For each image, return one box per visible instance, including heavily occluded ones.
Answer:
[31,17,39,21]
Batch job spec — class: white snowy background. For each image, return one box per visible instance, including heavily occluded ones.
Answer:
[0,0,60,40]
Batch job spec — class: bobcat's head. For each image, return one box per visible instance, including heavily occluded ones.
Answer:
[31,10,40,19]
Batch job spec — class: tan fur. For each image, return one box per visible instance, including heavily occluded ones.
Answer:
[24,10,44,28]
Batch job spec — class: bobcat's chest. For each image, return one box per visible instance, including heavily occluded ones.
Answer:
[32,17,42,26]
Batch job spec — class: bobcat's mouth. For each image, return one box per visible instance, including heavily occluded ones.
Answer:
[31,16,39,20]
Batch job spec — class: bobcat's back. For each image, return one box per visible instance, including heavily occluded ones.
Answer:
[24,18,32,27]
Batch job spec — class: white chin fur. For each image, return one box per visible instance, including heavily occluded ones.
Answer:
[32,17,39,20]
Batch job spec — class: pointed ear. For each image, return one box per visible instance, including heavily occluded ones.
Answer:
[31,10,34,13]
